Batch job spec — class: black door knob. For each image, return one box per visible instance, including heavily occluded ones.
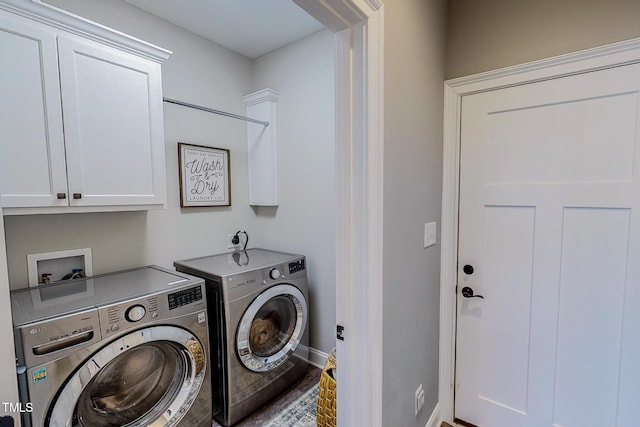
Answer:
[463,264,474,275]
[461,286,484,299]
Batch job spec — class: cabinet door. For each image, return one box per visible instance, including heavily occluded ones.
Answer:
[57,36,166,207]
[0,13,69,208]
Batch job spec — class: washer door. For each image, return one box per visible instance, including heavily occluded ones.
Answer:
[237,284,307,372]
[48,326,206,427]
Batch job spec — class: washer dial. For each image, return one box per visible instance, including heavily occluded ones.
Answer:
[125,304,146,322]
[269,268,281,280]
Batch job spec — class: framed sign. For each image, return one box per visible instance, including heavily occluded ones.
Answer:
[178,142,231,207]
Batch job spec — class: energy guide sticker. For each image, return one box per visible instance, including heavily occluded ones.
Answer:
[33,368,47,383]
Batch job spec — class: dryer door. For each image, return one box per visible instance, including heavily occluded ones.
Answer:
[48,326,206,427]
[237,284,307,372]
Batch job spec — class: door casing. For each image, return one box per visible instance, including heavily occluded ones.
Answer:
[439,36,640,424]
[293,1,385,426]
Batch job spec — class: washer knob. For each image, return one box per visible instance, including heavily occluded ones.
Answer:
[269,268,281,280]
[125,305,146,322]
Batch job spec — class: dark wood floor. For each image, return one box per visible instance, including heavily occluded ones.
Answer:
[212,365,321,427]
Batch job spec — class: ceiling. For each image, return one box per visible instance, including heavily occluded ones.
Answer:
[123,0,325,59]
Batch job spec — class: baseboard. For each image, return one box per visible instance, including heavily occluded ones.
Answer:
[425,402,441,427]
[308,347,328,369]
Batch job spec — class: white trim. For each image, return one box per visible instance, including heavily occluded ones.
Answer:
[425,402,441,427]
[0,0,171,62]
[243,88,280,106]
[294,0,368,31]
[439,36,640,424]
[3,204,165,216]
[446,37,640,93]
[293,2,385,427]
[438,74,463,425]
[308,347,329,369]
[0,191,19,423]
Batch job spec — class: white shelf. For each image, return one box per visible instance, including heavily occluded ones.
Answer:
[244,88,280,206]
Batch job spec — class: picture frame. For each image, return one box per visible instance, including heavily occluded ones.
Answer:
[178,142,231,207]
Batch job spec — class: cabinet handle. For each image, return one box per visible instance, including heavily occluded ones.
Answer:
[56,193,67,200]
[73,193,82,199]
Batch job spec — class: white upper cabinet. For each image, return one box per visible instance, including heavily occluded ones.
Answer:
[58,37,166,207]
[0,14,68,208]
[0,1,171,214]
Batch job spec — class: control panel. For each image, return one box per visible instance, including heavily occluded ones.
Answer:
[168,286,203,310]
[98,285,204,337]
[102,295,159,336]
[288,259,306,274]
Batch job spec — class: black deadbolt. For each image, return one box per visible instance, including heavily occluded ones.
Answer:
[463,264,474,275]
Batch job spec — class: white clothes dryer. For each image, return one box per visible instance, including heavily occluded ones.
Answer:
[11,266,211,427]
[174,248,309,426]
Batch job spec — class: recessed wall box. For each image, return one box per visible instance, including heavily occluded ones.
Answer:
[27,248,93,287]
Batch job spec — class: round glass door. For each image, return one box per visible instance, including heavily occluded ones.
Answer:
[237,284,307,372]
[73,342,185,426]
[49,326,206,427]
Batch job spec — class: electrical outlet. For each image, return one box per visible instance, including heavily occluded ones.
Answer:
[227,234,238,249]
[415,384,425,416]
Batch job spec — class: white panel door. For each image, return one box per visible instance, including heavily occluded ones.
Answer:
[58,36,166,206]
[456,64,640,427]
[0,13,68,208]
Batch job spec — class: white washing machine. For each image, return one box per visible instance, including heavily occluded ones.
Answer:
[174,248,309,426]
[11,266,211,427]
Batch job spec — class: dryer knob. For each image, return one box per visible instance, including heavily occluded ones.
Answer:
[125,305,146,322]
[269,268,281,280]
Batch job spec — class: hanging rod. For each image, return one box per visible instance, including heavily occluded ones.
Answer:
[163,97,269,127]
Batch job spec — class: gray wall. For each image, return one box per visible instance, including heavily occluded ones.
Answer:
[4,0,336,354]
[446,0,640,79]
[7,0,254,286]
[382,0,446,426]
[251,29,336,354]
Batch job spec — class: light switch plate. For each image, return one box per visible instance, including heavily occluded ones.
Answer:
[424,222,437,248]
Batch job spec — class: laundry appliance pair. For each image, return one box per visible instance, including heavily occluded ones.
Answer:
[175,248,310,426]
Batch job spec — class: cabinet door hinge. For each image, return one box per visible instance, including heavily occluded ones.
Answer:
[337,324,345,341]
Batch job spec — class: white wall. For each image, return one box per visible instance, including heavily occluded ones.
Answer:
[4,0,336,357]
[251,29,336,354]
[382,0,447,426]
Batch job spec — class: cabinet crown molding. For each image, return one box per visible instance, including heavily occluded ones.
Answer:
[0,0,171,62]
[243,88,280,106]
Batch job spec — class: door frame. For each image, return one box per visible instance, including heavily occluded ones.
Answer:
[439,36,640,424]
[293,1,384,426]
[0,189,20,421]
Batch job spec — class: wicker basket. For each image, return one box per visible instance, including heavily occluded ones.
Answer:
[316,349,337,427]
